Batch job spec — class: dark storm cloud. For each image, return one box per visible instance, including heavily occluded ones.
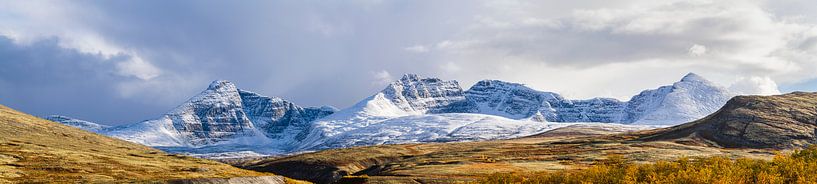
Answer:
[0,36,168,124]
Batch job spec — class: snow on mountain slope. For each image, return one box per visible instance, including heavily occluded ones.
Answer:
[104,80,266,147]
[299,113,568,151]
[627,73,734,125]
[462,73,732,125]
[296,74,481,150]
[43,115,110,132]
[464,80,629,123]
[238,89,336,150]
[465,80,565,120]
[98,80,336,155]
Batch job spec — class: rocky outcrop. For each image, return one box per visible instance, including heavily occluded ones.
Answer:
[641,92,817,149]
[381,74,477,114]
[239,90,336,142]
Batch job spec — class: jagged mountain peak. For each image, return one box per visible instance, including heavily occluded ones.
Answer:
[207,80,238,91]
[472,80,525,88]
[395,73,447,85]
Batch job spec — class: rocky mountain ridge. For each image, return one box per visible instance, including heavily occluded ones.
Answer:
[49,73,734,157]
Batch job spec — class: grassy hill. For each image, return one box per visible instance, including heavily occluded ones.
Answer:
[236,125,771,183]
[0,105,271,183]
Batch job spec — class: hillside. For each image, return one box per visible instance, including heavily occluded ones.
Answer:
[0,105,273,183]
[237,124,770,183]
[641,92,817,149]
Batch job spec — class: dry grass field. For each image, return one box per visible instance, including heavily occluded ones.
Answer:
[238,125,776,183]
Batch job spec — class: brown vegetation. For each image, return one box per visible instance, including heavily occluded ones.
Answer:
[480,146,817,184]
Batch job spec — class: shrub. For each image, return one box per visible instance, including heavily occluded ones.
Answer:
[478,146,817,184]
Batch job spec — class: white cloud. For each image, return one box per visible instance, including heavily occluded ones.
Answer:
[115,55,161,80]
[688,44,707,56]
[404,45,429,53]
[425,0,817,99]
[729,76,782,95]
[372,70,393,85]
[441,62,461,72]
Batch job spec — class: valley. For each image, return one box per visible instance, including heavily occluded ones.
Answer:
[235,124,774,183]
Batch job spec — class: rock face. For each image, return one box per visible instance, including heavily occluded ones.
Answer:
[465,80,628,122]
[43,115,110,132]
[642,92,817,149]
[102,80,336,149]
[239,90,335,142]
[374,74,476,115]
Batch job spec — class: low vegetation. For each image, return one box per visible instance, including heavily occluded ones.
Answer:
[480,146,817,184]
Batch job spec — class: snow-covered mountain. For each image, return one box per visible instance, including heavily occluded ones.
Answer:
[462,73,733,125]
[294,73,732,151]
[93,80,336,154]
[295,75,553,151]
[48,73,733,157]
[464,80,629,122]
[44,115,110,132]
[624,73,734,125]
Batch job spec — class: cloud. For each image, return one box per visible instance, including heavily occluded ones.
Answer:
[1,0,816,125]
[423,0,817,99]
[688,44,707,56]
[115,55,161,80]
[373,70,393,85]
[404,45,429,53]
[729,76,782,95]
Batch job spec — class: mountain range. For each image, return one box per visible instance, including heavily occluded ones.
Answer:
[46,73,734,157]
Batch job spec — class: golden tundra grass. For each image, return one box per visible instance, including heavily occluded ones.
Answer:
[479,146,817,184]
[0,105,276,183]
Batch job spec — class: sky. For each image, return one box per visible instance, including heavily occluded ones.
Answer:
[1,0,816,125]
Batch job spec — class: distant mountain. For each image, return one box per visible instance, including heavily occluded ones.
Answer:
[104,80,266,147]
[43,115,110,132]
[641,92,817,149]
[625,73,734,125]
[295,73,732,151]
[49,73,735,157]
[0,105,267,183]
[463,73,733,125]
[97,80,336,156]
[295,74,558,151]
